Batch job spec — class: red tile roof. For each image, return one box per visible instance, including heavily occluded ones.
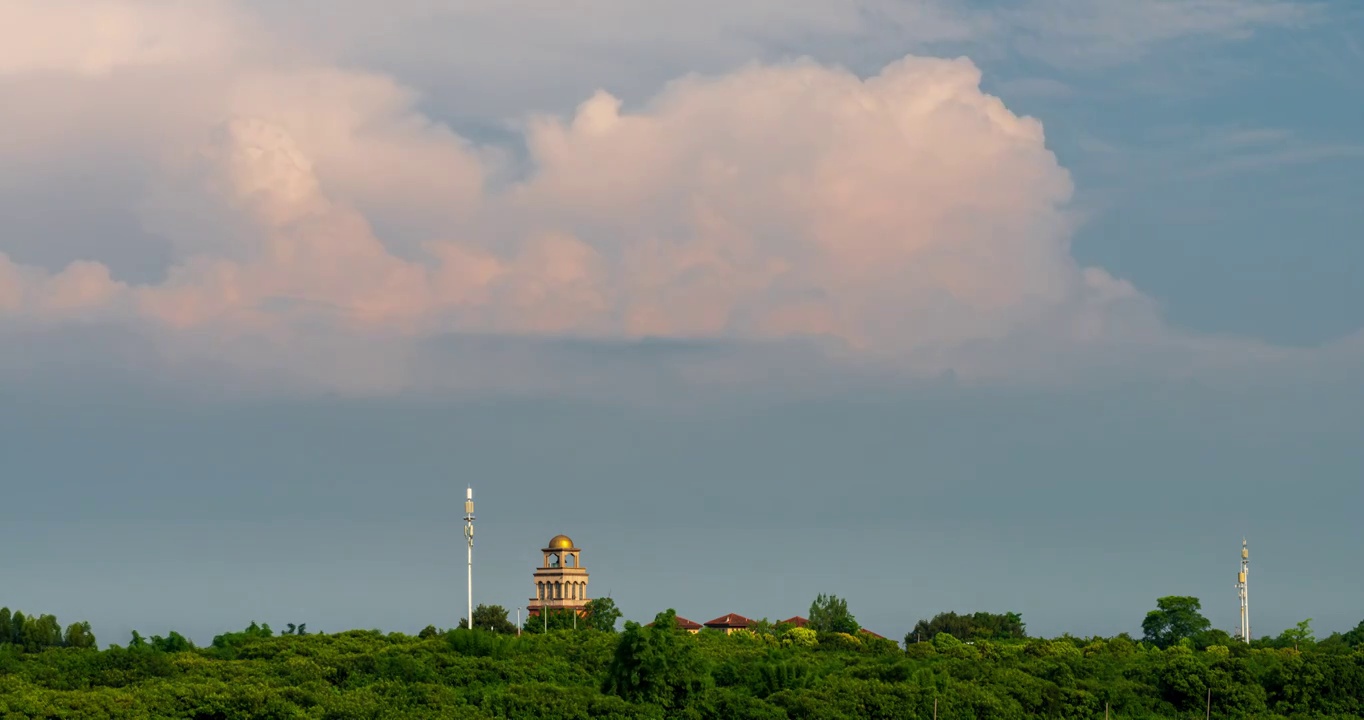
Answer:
[780,616,809,627]
[703,613,753,629]
[858,628,887,640]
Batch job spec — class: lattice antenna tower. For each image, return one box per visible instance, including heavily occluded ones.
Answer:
[465,487,475,630]
[1236,538,1250,643]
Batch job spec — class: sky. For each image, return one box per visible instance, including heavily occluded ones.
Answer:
[1,0,1362,647]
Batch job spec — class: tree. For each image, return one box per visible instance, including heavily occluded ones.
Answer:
[9,611,25,645]
[1278,618,1315,651]
[583,597,622,632]
[1192,627,1234,649]
[62,622,96,650]
[807,594,859,634]
[210,621,275,653]
[0,608,11,644]
[747,618,776,636]
[522,608,580,634]
[782,626,817,647]
[1341,619,1364,647]
[460,604,517,634]
[932,632,963,651]
[603,610,712,709]
[20,614,63,652]
[1141,596,1211,648]
[909,611,1026,642]
[150,631,194,653]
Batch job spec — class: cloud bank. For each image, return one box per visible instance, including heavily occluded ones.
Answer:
[0,1,1351,396]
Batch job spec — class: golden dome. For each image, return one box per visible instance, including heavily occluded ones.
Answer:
[548,534,574,549]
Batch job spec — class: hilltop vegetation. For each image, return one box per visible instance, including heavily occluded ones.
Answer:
[2,597,1363,719]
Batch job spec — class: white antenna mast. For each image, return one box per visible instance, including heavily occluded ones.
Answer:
[1236,538,1250,643]
[465,487,475,630]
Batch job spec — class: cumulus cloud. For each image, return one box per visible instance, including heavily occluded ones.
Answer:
[0,1,1345,395]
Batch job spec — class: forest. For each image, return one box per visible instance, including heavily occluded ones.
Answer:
[2,596,1363,719]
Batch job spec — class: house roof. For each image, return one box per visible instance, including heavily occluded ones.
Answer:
[858,628,887,640]
[703,613,753,628]
[780,616,809,627]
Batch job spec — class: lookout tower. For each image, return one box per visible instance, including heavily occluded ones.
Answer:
[528,534,589,616]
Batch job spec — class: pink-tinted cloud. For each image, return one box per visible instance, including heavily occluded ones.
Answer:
[0,1,1337,393]
[0,0,246,77]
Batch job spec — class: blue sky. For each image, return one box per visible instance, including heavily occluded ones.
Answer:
[1,0,1361,647]
[1036,19,1364,346]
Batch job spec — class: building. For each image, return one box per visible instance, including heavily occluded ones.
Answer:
[703,613,753,634]
[520,535,885,638]
[527,534,590,617]
[646,609,885,640]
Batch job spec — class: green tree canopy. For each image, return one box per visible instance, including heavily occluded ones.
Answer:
[931,632,964,651]
[150,631,195,653]
[1278,618,1315,651]
[747,617,777,636]
[0,605,1362,718]
[583,597,622,632]
[602,609,712,709]
[0,607,96,653]
[807,594,859,634]
[522,608,581,634]
[1141,596,1212,648]
[19,614,63,652]
[8,611,25,646]
[1192,627,1234,649]
[1340,619,1364,647]
[62,622,97,650]
[209,621,275,655]
[909,610,1027,644]
[462,604,518,634]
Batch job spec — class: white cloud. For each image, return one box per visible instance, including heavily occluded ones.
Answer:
[0,1,1351,395]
